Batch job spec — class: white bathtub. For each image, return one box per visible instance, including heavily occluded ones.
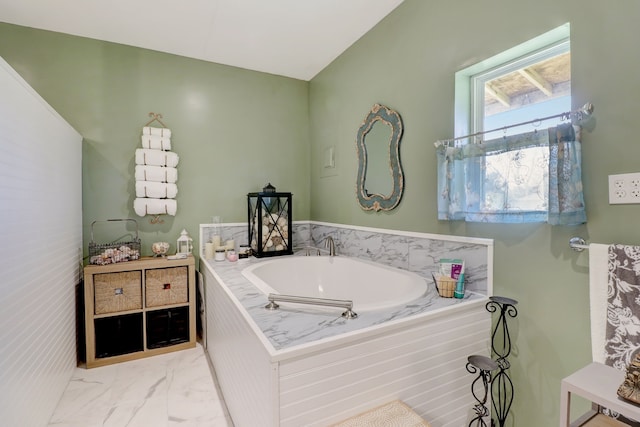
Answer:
[242,256,427,311]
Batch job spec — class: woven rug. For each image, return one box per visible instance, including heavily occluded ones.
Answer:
[331,400,431,427]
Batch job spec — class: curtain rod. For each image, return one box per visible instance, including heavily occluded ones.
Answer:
[434,102,594,147]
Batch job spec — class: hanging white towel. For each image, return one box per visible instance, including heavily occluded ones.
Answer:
[133,198,177,217]
[142,126,172,138]
[141,135,171,151]
[135,181,178,199]
[589,243,609,363]
[135,148,179,167]
[134,165,178,183]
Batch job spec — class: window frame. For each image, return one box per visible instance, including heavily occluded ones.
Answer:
[450,24,571,219]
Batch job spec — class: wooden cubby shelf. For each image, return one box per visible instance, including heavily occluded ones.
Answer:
[83,256,196,368]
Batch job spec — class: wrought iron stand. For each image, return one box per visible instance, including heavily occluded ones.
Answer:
[467,355,499,427]
[486,296,518,427]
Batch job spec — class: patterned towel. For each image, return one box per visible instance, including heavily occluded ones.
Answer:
[604,244,640,424]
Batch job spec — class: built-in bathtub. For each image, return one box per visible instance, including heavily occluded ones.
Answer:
[242,255,428,312]
[200,222,493,426]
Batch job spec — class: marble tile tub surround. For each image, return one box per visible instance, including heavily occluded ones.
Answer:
[200,221,493,353]
[200,221,310,257]
[200,221,491,294]
[310,222,492,294]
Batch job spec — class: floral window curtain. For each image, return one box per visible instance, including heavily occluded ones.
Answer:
[436,123,586,225]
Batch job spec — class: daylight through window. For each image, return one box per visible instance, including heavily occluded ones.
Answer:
[472,41,571,213]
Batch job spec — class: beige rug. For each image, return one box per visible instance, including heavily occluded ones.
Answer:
[331,400,431,427]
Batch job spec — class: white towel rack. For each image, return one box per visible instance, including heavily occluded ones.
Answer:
[135,112,177,224]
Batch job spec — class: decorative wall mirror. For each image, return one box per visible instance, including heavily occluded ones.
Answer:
[355,103,404,211]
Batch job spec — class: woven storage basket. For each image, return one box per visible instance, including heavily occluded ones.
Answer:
[434,274,456,298]
[94,271,142,314]
[145,266,188,307]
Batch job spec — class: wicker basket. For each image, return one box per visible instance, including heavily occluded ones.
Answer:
[434,274,456,298]
[145,266,188,307]
[89,219,141,265]
[94,271,142,314]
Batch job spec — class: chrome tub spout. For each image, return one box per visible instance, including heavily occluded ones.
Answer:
[325,236,336,256]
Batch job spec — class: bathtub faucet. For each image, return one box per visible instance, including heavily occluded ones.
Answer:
[324,236,336,256]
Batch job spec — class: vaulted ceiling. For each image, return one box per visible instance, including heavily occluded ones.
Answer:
[0,0,405,81]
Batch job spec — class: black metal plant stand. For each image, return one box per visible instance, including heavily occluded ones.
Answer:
[466,355,499,427]
[486,296,518,427]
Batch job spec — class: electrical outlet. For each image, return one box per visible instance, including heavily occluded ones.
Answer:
[609,173,640,204]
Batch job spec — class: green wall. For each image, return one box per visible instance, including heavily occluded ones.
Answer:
[2,0,640,424]
[0,23,310,257]
[309,0,640,425]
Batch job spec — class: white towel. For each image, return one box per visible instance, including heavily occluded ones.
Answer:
[589,243,609,363]
[142,126,171,138]
[134,165,177,183]
[133,198,177,217]
[141,135,171,151]
[135,148,179,167]
[135,181,178,199]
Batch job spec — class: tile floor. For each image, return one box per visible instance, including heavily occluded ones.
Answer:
[48,344,234,427]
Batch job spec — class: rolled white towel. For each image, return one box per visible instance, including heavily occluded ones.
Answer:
[141,135,171,151]
[134,198,177,217]
[135,148,179,167]
[135,181,178,199]
[134,165,177,183]
[142,126,171,138]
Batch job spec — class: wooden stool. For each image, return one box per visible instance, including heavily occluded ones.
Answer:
[331,400,431,427]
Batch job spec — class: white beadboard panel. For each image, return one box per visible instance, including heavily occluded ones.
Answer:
[203,266,278,427]
[278,305,490,426]
[0,56,82,427]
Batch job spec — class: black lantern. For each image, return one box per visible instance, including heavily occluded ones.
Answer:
[248,183,292,257]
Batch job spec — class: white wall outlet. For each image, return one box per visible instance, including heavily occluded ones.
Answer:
[608,172,640,204]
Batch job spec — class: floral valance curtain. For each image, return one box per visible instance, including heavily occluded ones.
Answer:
[436,123,586,225]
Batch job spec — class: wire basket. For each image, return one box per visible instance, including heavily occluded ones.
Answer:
[89,219,141,265]
[432,273,456,298]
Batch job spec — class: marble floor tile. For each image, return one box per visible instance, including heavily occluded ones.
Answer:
[48,344,233,427]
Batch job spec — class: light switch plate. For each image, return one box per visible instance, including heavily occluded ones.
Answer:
[323,146,335,169]
[320,145,338,178]
[608,172,640,204]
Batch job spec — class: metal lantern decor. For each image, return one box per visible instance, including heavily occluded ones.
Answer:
[248,183,292,258]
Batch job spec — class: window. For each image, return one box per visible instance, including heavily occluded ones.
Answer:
[473,40,570,214]
[438,24,586,225]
